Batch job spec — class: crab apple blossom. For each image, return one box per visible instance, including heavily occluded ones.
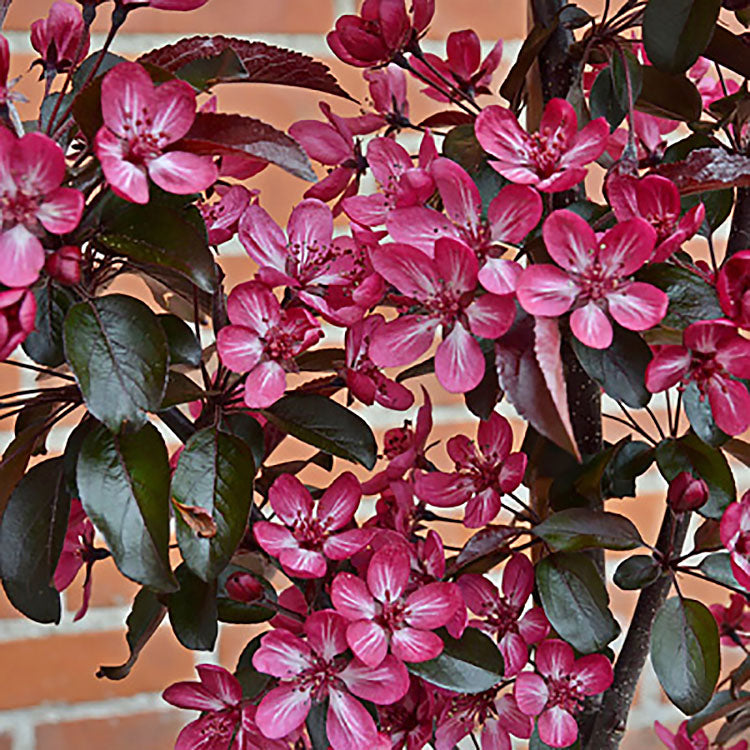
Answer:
[645,319,750,435]
[515,639,614,747]
[0,130,84,289]
[198,185,254,245]
[410,29,503,102]
[331,544,462,667]
[458,555,550,674]
[253,472,372,579]
[386,156,542,282]
[654,719,748,750]
[369,237,516,392]
[94,62,217,204]
[252,610,409,748]
[475,98,609,192]
[717,250,750,328]
[720,490,750,591]
[216,281,322,408]
[710,593,750,648]
[667,471,709,513]
[327,0,435,68]
[358,65,410,132]
[516,209,667,349]
[415,411,528,527]
[0,287,36,362]
[45,245,81,286]
[377,677,436,749]
[607,174,705,262]
[31,2,90,75]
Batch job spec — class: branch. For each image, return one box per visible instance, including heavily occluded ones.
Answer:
[158,408,197,444]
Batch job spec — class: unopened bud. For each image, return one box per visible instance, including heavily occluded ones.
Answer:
[45,245,81,285]
[225,571,264,603]
[667,471,708,513]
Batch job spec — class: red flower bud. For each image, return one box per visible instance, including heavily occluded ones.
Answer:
[667,471,709,513]
[225,572,264,603]
[45,245,82,285]
[31,2,90,74]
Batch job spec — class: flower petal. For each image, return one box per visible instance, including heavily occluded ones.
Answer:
[0,225,44,287]
[488,184,543,244]
[327,689,379,750]
[435,323,484,393]
[149,151,217,195]
[255,684,311,739]
[346,620,389,667]
[542,209,597,273]
[516,265,578,316]
[608,282,668,332]
[369,314,437,368]
[367,545,410,603]
[331,572,378,620]
[305,610,349,661]
[391,626,444,662]
[317,471,361,531]
[216,325,263,373]
[252,629,313,679]
[514,672,549,716]
[536,639,574,679]
[339,654,410,704]
[645,346,691,392]
[538,706,580,748]
[243,360,286,408]
[570,302,612,349]
[466,294,516,339]
[37,187,84,234]
[405,582,460,628]
[571,654,614,696]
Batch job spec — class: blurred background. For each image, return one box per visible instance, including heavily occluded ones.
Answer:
[0,1,741,748]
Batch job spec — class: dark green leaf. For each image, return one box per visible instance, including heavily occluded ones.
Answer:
[235,634,272,699]
[159,314,202,367]
[168,563,218,651]
[684,189,734,237]
[656,434,735,519]
[572,327,651,407]
[160,372,206,409]
[295,348,346,372]
[636,263,723,330]
[219,412,265,470]
[687,689,750,735]
[536,552,620,653]
[64,294,169,433]
[23,284,77,367]
[651,597,720,714]
[636,66,703,121]
[0,458,69,623]
[530,727,581,750]
[263,393,377,469]
[614,555,662,590]
[175,47,247,90]
[216,564,275,624]
[97,588,167,680]
[406,627,504,693]
[306,701,330,750]
[172,428,254,581]
[447,525,521,576]
[77,423,176,591]
[643,0,722,73]
[723,437,750,467]
[663,133,719,163]
[533,508,643,552]
[683,381,728,447]
[602,440,654,498]
[97,201,217,294]
[464,343,501,419]
[590,51,642,131]
[703,26,750,79]
[697,553,747,591]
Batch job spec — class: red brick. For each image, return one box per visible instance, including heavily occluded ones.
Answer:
[427,0,527,41]
[0,735,11,750]
[0,627,195,709]
[619,726,669,750]
[36,711,187,750]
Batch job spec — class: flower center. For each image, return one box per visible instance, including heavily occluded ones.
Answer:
[0,191,39,228]
[547,676,584,715]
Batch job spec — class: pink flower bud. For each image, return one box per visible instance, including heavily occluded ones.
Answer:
[225,572,264,603]
[667,471,709,513]
[45,246,82,285]
[32,2,90,74]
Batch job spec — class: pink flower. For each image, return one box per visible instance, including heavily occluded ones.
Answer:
[0,130,84,288]
[198,185,254,245]
[645,320,750,435]
[252,610,410,748]
[94,61,217,204]
[327,0,435,68]
[458,555,549,675]
[414,412,527,527]
[342,314,414,410]
[216,281,322,408]
[31,2,90,74]
[53,499,103,621]
[163,664,287,750]
[368,238,516,392]
[717,250,750,328]
[330,544,462,667]
[607,174,705,263]
[516,209,667,349]
[515,639,613,748]
[710,593,750,648]
[435,691,533,750]
[0,36,23,107]
[475,99,608,192]
[377,678,436,750]
[224,572,264,603]
[0,288,36,361]
[720,490,750,591]
[253,472,372,579]
[45,245,82,286]
[654,721,709,750]
[410,30,503,102]
[607,111,678,164]
[386,156,540,295]
[357,65,410,132]
[667,471,708,513]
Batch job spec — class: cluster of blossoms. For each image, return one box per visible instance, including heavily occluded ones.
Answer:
[2,1,750,749]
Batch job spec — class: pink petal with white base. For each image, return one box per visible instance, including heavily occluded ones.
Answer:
[607,282,668,331]
[561,117,609,167]
[516,265,578,316]
[414,471,474,508]
[195,664,242,706]
[434,237,479,294]
[571,654,614,695]
[479,257,523,295]
[518,607,550,645]
[339,654,410,704]
[279,546,328,579]
[387,205,457,255]
[347,619,389,667]
[243,360,286,408]
[488,184,543,243]
[216,326,263,372]
[331,572,378,620]
[370,243,440,299]
[432,157,482,233]
[252,629,313,678]
[538,705,579,748]
[317,472,361,531]
[645,346,691,392]
[391,626,444,662]
[255,684,312,739]
[502,554,535,607]
[226,281,280,334]
[475,106,531,170]
[287,198,334,256]
[466,294,516,339]
[404,582,459,628]
[289,120,352,164]
[327,689,379,750]
[324,528,373,560]
[542,209,597,273]
[268,473,313,525]
[478,412,513,462]
[148,80,196,142]
[464,487,502,527]
[481,720,512,750]
[499,452,527,493]
[239,204,289,275]
[100,62,154,140]
[495,693,534,738]
[0,225,44,287]
[36,187,84,234]
[11,132,65,193]
[598,218,656,277]
[435,323,484,393]
[253,521,298,559]
[148,151,217,195]
[305,610,349,660]
[515,672,549,715]
[367,545,410,603]
[708,377,750,436]
[369,314,437,367]
[537,639,574,679]
[95,128,149,204]
[570,302,612,349]
[458,574,499,615]
[500,631,530,676]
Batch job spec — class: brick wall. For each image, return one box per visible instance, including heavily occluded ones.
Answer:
[0,1,740,748]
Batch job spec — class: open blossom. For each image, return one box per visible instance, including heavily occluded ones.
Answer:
[198,185,254,245]
[710,593,750,648]
[356,65,410,132]
[377,678,436,749]
[253,472,372,579]
[415,412,527,527]
[645,320,750,435]
[31,2,90,74]
[331,544,462,667]
[720,490,750,591]
[655,719,748,750]
[369,238,516,393]
[515,639,613,748]
[607,174,705,263]
[163,664,287,750]
[253,610,409,748]
[0,130,84,288]
[0,288,36,362]
[216,281,322,408]
[458,555,549,675]
[94,62,217,204]
[327,0,435,68]
[475,98,608,192]
[517,209,667,349]
[717,250,750,328]
[411,29,503,102]
[435,690,533,750]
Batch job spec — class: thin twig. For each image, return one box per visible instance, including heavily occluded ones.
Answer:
[4,359,75,381]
